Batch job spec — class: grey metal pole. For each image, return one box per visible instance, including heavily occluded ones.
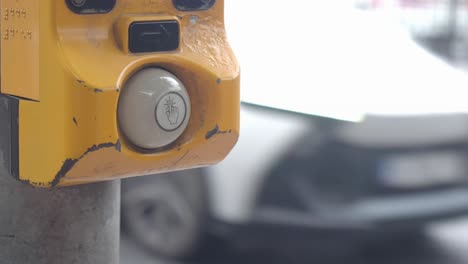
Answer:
[0,175,120,264]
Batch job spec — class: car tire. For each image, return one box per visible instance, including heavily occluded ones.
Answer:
[121,169,208,260]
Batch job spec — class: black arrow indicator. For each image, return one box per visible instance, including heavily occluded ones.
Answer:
[140,25,170,43]
[129,21,180,53]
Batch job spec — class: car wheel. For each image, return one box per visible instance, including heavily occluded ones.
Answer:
[121,170,208,259]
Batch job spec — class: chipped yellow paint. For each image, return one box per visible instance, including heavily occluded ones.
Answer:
[11,0,239,187]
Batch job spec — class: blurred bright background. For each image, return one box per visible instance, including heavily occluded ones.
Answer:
[121,1,468,263]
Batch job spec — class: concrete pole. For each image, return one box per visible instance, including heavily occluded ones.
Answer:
[0,175,120,264]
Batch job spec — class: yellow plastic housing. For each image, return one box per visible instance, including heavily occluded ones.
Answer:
[0,0,240,187]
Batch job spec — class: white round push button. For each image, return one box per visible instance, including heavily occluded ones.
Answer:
[118,68,191,150]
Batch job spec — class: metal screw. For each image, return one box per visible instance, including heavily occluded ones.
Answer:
[189,15,199,25]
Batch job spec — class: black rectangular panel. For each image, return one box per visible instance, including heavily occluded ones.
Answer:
[173,0,216,11]
[66,0,116,14]
[129,21,180,54]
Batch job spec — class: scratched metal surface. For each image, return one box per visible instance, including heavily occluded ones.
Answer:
[0,95,17,180]
[0,178,120,264]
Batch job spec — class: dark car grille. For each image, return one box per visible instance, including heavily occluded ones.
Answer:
[258,139,468,210]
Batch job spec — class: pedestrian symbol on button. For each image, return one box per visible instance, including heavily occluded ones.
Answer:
[156,92,187,132]
[165,96,179,125]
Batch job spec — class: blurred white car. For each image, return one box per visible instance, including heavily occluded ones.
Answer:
[121,2,468,259]
[356,0,467,39]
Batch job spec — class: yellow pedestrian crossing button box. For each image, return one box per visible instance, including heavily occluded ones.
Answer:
[0,0,240,187]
